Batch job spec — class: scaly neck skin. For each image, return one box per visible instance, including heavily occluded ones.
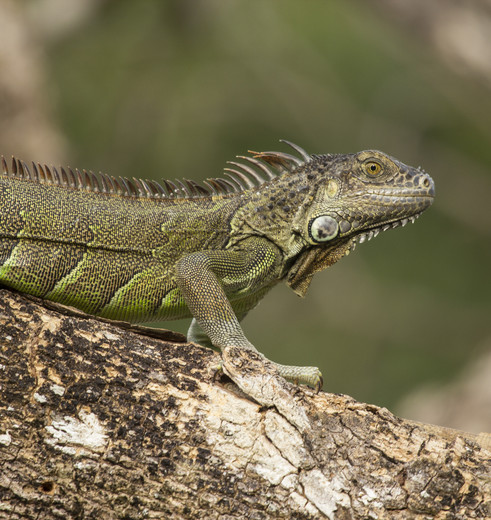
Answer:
[226,169,312,259]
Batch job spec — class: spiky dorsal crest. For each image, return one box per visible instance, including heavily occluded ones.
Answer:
[0,140,311,200]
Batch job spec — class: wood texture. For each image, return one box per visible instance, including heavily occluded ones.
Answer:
[0,289,489,519]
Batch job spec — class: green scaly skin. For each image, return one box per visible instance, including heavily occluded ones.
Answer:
[0,142,435,391]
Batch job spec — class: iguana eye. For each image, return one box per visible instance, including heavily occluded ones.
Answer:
[364,161,382,176]
[309,215,339,243]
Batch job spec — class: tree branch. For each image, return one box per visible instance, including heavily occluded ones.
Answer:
[0,289,489,519]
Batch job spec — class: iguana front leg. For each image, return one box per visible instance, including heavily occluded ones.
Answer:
[186,316,323,390]
[186,312,248,351]
[175,238,323,391]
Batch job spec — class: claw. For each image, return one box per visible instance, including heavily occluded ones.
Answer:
[212,363,224,383]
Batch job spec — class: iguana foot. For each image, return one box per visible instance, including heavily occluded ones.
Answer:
[212,362,225,383]
[273,363,323,392]
[220,345,311,432]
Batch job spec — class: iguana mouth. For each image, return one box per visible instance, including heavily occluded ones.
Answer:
[350,213,422,249]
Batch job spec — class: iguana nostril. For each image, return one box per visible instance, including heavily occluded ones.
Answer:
[423,175,435,197]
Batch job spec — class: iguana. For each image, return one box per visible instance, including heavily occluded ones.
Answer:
[0,141,434,392]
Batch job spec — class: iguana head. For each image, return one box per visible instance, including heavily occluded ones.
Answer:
[228,143,434,296]
[281,148,435,295]
[294,149,435,244]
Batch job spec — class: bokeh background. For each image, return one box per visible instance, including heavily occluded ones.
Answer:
[2,0,490,432]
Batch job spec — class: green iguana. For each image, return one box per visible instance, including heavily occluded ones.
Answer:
[0,141,434,392]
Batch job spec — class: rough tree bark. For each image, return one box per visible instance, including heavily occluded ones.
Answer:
[0,289,489,520]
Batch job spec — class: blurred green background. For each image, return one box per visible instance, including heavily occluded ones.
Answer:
[8,0,491,428]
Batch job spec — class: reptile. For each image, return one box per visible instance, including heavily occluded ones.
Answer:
[0,141,434,391]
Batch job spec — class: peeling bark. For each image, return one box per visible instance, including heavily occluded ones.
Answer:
[0,289,489,519]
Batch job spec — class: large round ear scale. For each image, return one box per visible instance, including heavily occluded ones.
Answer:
[309,215,339,243]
